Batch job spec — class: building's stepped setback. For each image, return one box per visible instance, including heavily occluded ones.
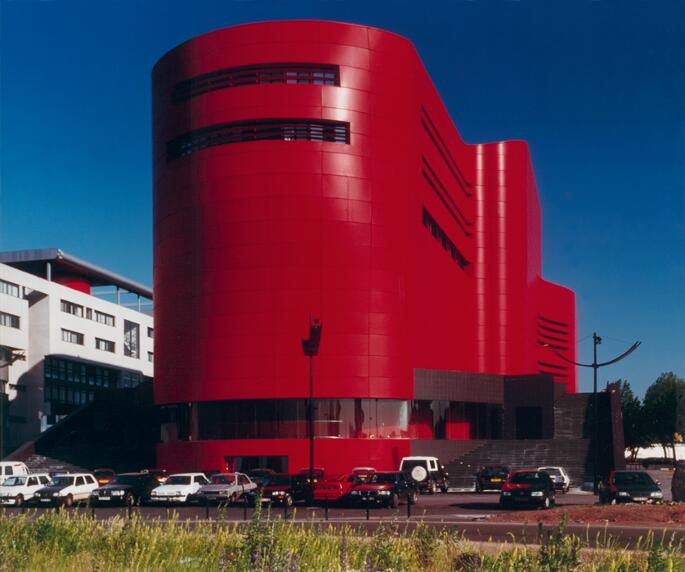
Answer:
[5,385,156,472]
[445,438,593,489]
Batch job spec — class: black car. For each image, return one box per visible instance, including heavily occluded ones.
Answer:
[245,474,308,507]
[247,468,276,488]
[90,473,160,506]
[348,471,418,508]
[475,466,510,493]
[499,470,555,509]
[598,470,663,504]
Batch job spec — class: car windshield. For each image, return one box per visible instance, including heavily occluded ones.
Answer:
[614,472,655,486]
[369,473,396,484]
[211,474,236,485]
[264,476,291,486]
[541,468,562,476]
[482,468,508,477]
[52,477,75,486]
[112,475,142,486]
[166,476,191,485]
[510,472,546,484]
[3,477,27,486]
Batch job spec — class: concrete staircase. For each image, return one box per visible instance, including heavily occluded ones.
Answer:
[22,453,86,474]
[445,438,593,489]
[5,384,156,472]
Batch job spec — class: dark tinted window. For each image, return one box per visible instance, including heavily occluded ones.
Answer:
[173,63,340,102]
[509,472,548,485]
[613,472,655,486]
[113,475,143,486]
[370,473,397,484]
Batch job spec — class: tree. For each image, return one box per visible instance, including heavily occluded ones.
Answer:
[618,380,650,462]
[643,372,685,462]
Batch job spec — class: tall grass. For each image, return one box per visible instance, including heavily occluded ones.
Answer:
[0,510,682,571]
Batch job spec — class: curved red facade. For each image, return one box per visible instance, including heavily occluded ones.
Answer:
[152,21,576,474]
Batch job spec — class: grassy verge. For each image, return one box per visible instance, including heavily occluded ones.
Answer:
[0,510,683,571]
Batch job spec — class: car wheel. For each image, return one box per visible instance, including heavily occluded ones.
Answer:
[64,494,74,508]
[441,484,449,494]
[16,494,24,508]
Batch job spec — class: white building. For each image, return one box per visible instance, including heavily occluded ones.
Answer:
[0,249,153,457]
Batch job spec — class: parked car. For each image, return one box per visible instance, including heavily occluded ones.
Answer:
[399,456,449,494]
[148,473,210,504]
[500,469,556,509]
[91,473,160,506]
[247,468,276,487]
[313,474,359,505]
[475,466,510,493]
[349,471,418,508]
[538,466,571,493]
[298,467,325,484]
[196,472,257,505]
[246,474,308,507]
[33,473,99,507]
[351,467,376,483]
[93,469,116,487]
[598,470,663,504]
[0,473,52,506]
[141,468,169,484]
[672,461,685,502]
[0,462,29,485]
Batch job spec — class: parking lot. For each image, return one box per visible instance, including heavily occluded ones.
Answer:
[0,490,596,523]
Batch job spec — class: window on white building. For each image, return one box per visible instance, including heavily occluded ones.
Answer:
[0,279,20,298]
[61,328,84,345]
[0,311,20,329]
[95,311,115,327]
[148,351,154,363]
[61,300,84,317]
[123,320,139,358]
[95,338,115,353]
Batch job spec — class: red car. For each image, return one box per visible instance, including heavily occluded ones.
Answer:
[141,468,168,484]
[93,469,115,487]
[313,473,358,504]
[298,467,325,486]
[352,467,376,483]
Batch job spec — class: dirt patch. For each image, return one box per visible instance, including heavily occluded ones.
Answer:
[491,503,685,526]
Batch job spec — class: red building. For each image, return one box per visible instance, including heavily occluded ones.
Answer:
[152,21,576,475]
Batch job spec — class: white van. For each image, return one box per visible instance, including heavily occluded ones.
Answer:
[0,462,29,485]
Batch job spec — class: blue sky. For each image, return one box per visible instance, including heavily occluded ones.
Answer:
[1,0,683,397]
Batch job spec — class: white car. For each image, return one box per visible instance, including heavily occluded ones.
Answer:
[149,473,209,504]
[196,472,257,504]
[539,466,571,493]
[33,473,99,506]
[0,473,52,506]
[0,462,29,485]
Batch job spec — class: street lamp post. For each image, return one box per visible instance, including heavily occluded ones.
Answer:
[301,318,322,500]
[553,333,640,493]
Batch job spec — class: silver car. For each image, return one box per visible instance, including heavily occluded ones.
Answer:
[196,472,257,504]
